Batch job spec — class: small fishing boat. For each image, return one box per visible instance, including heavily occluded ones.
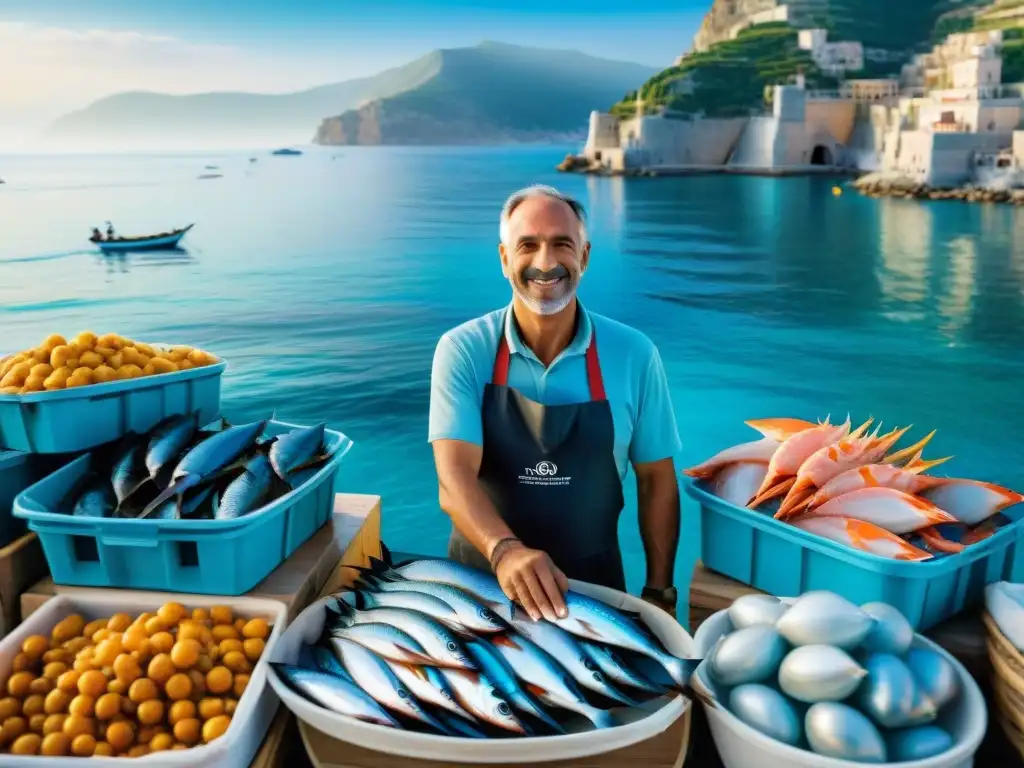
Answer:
[271,148,302,156]
[89,224,194,252]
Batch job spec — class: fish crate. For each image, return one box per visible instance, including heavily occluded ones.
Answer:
[685,479,1024,632]
[11,420,352,595]
[0,592,285,768]
[0,357,227,454]
[0,450,76,548]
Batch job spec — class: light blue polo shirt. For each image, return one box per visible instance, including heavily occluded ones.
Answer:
[428,301,682,481]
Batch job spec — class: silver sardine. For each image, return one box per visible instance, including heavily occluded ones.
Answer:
[580,641,666,695]
[436,668,527,734]
[385,661,475,721]
[217,454,273,519]
[465,639,565,733]
[358,589,469,633]
[72,480,116,517]
[272,663,400,728]
[145,412,198,479]
[330,622,437,666]
[363,578,507,634]
[111,441,149,508]
[269,422,326,480]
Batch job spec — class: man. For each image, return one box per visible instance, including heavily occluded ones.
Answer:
[428,184,682,622]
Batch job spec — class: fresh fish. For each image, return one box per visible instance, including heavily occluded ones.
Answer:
[727,594,788,630]
[358,555,513,615]
[217,454,273,519]
[792,517,932,561]
[385,661,475,721]
[269,422,327,481]
[328,599,475,669]
[142,484,215,521]
[922,479,1024,526]
[708,626,787,687]
[485,634,615,730]
[141,419,268,517]
[72,480,116,517]
[728,684,802,746]
[329,623,437,666]
[145,412,199,479]
[111,440,149,508]
[779,645,867,703]
[360,578,507,634]
[750,418,851,505]
[357,589,469,633]
[709,462,769,508]
[326,636,448,731]
[509,613,640,706]
[904,648,960,710]
[579,641,666,695]
[436,668,527,734]
[271,663,400,728]
[857,653,932,729]
[802,487,957,534]
[805,702,887,763]
[775,591,873,649]
[806,462,947,510]
[888,725,954,761]
[465,639,565,733]
[744,417,818,442]
[682,438,780,480]
[549,591,698,689]
[436,710,488,738]
[860,602,914,656]
[776,426,910,518]
[310,643,354,682]
[986,582,1024,652]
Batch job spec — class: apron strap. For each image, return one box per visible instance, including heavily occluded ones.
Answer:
[492,326,606,402]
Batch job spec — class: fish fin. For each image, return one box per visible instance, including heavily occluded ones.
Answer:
[848,416,874,440]
[743,418,817,441]
[919,526,965,554]
[747,476,796,508]
[284,451,333,479]
[379,541,394,566]
[775,481,815,519]
[489,634,522,650]
[524,683,549,699]
[905,454,953,474]
[883,430,937,465]
[114,476,155,513]
[139,478,189,519]
[203,457,252,484]
[576,619,603,641]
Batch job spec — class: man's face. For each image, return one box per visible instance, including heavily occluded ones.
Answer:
[499,195,590,316]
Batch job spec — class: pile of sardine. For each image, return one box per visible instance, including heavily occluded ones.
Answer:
[274,548,700,738]
[64,414,335,521]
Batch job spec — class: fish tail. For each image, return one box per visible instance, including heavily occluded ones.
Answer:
[585,707,618,730]
[883,429,937,465]
[138,475,196,519]
[660,655,701,690]
[747,476,796,508]
[775,480,815,519]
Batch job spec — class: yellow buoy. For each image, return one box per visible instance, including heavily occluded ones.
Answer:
[832,186,843,197]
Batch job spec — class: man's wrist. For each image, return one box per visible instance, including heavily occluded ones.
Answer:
[641,585,677,605]
[488,537,522,571]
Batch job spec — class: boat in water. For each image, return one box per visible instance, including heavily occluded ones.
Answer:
[271,148,302,156]
[89,224,194,252]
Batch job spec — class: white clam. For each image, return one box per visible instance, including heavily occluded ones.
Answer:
[728,683,802,746]
[710,625,788,687]
[805,702,887,763]
[905,647,960,711]
[775,591,873,649]
[779,645,867,703]
[728,594,788,630]
[857,653,928,729]
[888,725,954,761]
[860,602,914,656]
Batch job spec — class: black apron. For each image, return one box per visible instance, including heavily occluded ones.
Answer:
[447,312,627,590]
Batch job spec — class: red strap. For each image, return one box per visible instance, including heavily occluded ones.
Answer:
[491,330,606,402]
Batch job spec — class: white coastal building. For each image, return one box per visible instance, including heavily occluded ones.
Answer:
[798,29,864,76]
[580,27,1024,186]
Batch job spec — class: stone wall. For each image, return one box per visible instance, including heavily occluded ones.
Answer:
[627,115,749,166]
[931,131,1010,186]
[586,111,621,151]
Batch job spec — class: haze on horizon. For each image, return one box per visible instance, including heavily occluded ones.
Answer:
[0,0,704,151]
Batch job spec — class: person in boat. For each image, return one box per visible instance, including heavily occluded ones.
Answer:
[91,227,102,241]
[105,222,116,240]
[428,184,682,620]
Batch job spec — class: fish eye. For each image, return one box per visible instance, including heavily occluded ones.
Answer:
[397,689,409,698]
[446,641,458,651]
[582,658,597,671]
[497,702,511,716]
[480,608,494,620]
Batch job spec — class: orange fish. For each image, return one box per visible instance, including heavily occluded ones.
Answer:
[792,517,932,561]
[776,426,910,519]
[744,417,819,443]
[709,462,770,508]
[749,417,854,506]
[800,487,957,534]
[922,479,1024,526]
[682,438,778,480]
[805,462,947,510]
[918,526,966,554]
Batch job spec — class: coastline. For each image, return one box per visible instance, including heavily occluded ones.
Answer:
[555,153,856,178]
[853,171,1024,206]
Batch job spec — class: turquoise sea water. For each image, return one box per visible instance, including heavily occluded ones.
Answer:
[2,146,1024,604]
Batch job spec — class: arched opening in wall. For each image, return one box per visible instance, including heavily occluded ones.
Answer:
[810,145,833,166]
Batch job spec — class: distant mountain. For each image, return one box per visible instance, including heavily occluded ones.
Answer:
[39,53,446,150]
[313,41,658,146]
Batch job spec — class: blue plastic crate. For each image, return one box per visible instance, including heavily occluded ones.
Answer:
[685,478,1024,631]
[13,420,353,595]
[0,360,227,454]
[0,451,76,549]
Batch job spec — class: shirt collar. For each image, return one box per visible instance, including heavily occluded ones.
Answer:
[504,299,593,364]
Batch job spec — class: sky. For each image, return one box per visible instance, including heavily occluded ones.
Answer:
[0,0,707,144]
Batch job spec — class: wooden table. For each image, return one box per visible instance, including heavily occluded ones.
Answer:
[21,493,383,768]
[689,562,1023,767]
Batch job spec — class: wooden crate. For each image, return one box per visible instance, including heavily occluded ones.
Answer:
[0,532,49,638]
[299,712,690,768]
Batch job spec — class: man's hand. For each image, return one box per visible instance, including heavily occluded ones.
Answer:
[494,543,569,622]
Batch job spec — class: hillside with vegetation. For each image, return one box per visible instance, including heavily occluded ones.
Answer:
[614,0,1013,119]
[933,0,1024,80]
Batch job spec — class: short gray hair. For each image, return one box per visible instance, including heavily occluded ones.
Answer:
[499,185,588,246]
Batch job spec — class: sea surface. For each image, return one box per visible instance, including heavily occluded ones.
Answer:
[2,146,1024,611]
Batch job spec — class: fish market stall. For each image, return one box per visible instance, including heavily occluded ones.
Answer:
[268,552,697,766]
